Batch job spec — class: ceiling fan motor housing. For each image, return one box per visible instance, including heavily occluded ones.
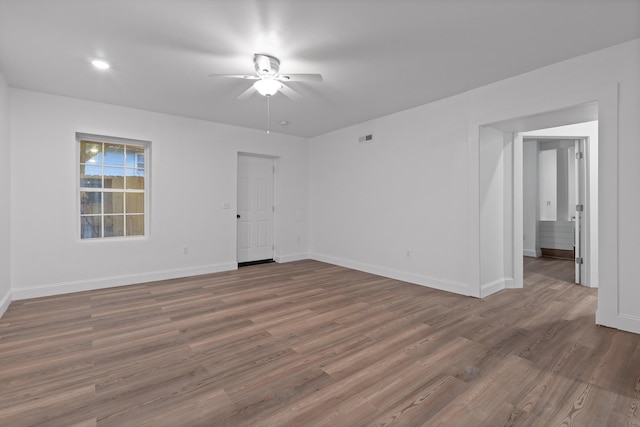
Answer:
[254,54,280,76]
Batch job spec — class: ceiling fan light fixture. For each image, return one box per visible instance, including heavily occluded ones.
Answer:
[253,78,281,96]
[91,59,110,70]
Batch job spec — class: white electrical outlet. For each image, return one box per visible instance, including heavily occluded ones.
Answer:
[406,250,411,259]
[183,246,189,255]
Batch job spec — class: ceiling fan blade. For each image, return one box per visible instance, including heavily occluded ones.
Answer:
[237,85,257,100]
[279,83,302,101]
[278,73,323,82]
[208,74,259,80]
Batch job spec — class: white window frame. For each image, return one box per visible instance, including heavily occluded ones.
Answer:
[76,132,151,241]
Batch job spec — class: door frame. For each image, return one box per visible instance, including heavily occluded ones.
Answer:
[480,123,595,293]
[468,83,618,328]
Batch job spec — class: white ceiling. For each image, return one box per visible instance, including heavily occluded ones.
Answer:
[0,0,638,138]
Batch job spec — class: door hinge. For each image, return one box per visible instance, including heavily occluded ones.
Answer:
[576,204,584,212]
[273,166,276,173]
[576,152,584,159]
[575,257,584,265]
[272,205,275,212]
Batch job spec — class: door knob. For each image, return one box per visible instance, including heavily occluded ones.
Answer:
[236,214,241,219]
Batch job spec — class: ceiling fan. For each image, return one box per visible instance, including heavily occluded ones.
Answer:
[209,53,323,100]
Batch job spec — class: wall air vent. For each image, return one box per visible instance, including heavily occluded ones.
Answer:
[358,133,374,143]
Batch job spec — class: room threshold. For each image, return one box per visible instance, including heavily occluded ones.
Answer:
[238,259,275,268]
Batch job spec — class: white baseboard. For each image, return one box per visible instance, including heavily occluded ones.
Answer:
[523,249,541,257]
[597,311,640,335]
[616,314,640,334]
[274,253,308,263]
[309,252,472,297]
[11,262,237,300]
[0,289,11,318]
[480,277,512,298]
[505,277,515,289]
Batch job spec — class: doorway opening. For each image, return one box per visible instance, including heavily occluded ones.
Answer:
[526,139,578,285]
[522,135,591,285]
[520,122,596,286]
[478,102,598,296]
[524,257,575,287]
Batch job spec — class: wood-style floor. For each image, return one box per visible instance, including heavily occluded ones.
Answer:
[1,258,639,426]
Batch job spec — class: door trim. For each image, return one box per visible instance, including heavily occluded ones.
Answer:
[468,83,620,330]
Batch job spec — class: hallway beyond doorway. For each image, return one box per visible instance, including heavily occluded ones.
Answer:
[524,256,575,286]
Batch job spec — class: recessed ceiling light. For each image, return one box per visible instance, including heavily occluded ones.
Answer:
[280,120,289,126]
[91,59,110,70]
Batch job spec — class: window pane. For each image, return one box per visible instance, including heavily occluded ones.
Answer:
[126,168,145,189]
[126,146,145,169]
[104,215,124,237]
[81,192,102,214]
[126,215,144,236]
[104,144,125,166]
[81,216,102,238]
[104,192,124,214]
[104,167,124,189]
[126,193,144,213]
[80,165,102,188]
[80,141,102,164]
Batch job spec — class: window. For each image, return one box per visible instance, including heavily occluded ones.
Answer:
[78,133,149,239]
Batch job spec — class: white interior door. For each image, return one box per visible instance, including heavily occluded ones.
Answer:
[237,154,274,263]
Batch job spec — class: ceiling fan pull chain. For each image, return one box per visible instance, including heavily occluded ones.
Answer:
[267,95,271,134]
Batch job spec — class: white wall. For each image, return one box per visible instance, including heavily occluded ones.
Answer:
[0,72,10,316]
[9,90,308,299]
[310,39,640,333]
[538,149,558,220]
[567,147,576,218]
[523,141,539,257]
[479,126,504,287]
[556,148,569,221]
[536,143,574,221]
[309,105,472,296]
[479,126,514,296]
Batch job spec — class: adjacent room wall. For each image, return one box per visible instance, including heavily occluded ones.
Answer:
[9,90,309,299]
[479,126,509,295]
[309,39,640,333]
[538,149,558,220]
[0,72,10,316]
[523,141,539,257]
